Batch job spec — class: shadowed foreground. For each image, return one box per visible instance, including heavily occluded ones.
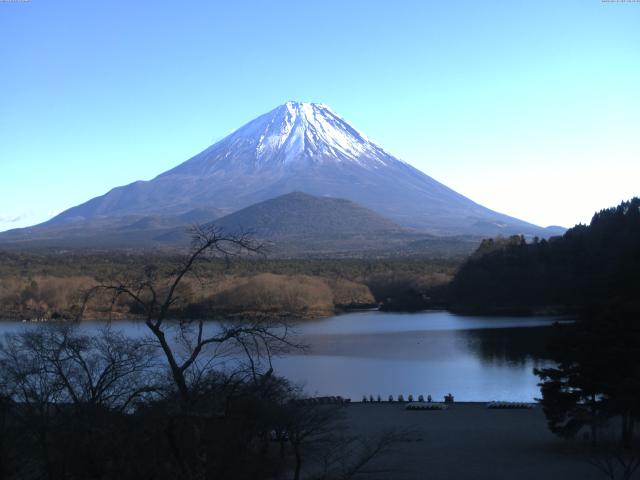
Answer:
[342,403,601,480]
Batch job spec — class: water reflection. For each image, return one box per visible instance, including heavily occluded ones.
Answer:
[0,311,561,401]
[272,311,559,401]
[462,326,555,366]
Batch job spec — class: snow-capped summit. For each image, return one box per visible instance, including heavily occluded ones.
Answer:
[37,101,552,237]
[249,101,387,167]
[164,101,398,176]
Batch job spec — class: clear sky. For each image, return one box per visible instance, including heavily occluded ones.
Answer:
[1,0,639,232]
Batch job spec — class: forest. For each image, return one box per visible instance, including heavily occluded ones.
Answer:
[447,198,640,316]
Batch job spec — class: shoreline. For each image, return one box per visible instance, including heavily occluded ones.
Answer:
[0,306,572,323]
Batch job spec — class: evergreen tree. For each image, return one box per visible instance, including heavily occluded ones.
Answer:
[536,310,640,447]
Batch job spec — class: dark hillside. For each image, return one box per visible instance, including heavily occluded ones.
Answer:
[212,192,403,237]
[448,198,640,315]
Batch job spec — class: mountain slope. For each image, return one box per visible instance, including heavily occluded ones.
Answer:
[0,191,480,257]
[32,101,554,237]
[211,192,403,238]
[197,192,477,258]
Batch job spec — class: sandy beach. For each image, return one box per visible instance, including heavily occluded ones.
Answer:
[341,402,602,480]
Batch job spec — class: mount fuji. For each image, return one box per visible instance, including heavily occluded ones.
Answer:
[2,101,562,249]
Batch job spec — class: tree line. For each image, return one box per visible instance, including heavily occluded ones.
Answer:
[448,197,640,315]
[0,250,457,321]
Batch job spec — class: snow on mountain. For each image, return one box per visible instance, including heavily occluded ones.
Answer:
[31,101,553,237]
[248,101,391,167]
[163,101,395,176]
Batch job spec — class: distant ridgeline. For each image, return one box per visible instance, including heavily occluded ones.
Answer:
[447,198,640,316]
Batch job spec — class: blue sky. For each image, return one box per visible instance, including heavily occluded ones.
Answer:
[1,0,639,232]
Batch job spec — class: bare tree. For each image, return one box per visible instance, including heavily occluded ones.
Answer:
[286,402,342,480]
[586,425,640,480]
[0,324,159,480]
[283,400,410,480]
[587,447,640,480]
[315,429,409,480]
[80,225,299,405]
[0,325,158,411]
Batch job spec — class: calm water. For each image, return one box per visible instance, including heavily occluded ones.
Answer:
[0,311,563,402]
[272,311,561,402]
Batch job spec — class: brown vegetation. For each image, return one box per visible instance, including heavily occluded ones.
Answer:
[0,252,458,320]
[0,275,96,320]
[208,274,374,317]
[0,273,377,321]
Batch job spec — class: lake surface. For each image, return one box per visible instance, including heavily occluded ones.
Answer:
[272,311,561,402]
[0,311,563,402]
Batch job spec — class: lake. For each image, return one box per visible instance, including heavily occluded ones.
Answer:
[272,311,561,402]
[0,311,563,402]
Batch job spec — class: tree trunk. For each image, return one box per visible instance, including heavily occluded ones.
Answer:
[293,443,302,480]
[38,428,55,480]
[622,412,632,449]
[259,431,269,456]
[149,325,190,403]
[590,396,598,445]
[166,416,189,476]
[0,435,5,480]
